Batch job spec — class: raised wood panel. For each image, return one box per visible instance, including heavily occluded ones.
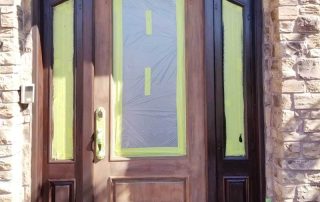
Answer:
[223,177,249,202]
[49,180,75,202]
[111,178,187,202]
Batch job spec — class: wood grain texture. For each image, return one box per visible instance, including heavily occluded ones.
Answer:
[93,0,112,201]
[49,180,75,202]
[31,0,43,199]
[112,178,187,202]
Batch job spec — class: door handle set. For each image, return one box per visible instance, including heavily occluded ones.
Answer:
[94,107,106,160]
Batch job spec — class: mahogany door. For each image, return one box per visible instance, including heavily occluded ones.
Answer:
[93,0,206,201]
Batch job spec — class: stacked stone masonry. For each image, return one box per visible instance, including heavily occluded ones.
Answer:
[264,0,320,201]
[0,0,32,201]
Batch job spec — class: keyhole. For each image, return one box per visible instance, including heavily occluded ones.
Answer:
[239,134,243,143]
[98,143,102,151]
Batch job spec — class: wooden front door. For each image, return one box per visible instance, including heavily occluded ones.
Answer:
[93,0,206,201]
[38,0,264,201]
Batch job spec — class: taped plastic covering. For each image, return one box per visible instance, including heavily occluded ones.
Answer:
[223,0,246,157]
[113,0,186,157]
[51,0,74,160]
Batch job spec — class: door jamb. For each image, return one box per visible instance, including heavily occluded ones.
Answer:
[253,0,266,200]
[31,0,43,200]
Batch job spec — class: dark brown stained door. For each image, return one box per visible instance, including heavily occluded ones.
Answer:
[93,0,206,201]
[205,0,265,201]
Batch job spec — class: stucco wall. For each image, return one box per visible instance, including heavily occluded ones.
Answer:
[0,0,32,201]
[264,0,320,201]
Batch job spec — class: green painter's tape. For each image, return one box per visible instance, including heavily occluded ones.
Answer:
[113,0,123,156]
[144,67,151,96]
[176,0,186,156]
[52,0,74,160]
[113,0,186,157]
[145,10,153,36]
[223,0,245,157]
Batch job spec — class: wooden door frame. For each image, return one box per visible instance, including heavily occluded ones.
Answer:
[205,0,265,201]
[31,0,43,200]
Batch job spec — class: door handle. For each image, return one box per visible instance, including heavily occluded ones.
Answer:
[95,107,106,160]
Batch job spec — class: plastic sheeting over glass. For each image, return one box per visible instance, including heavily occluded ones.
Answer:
[51,0,74,160]
[113,0,186,157]
[223,0,246,157]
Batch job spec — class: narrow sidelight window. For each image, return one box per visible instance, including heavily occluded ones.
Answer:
[51,0,74,160]
[223,0,246,157]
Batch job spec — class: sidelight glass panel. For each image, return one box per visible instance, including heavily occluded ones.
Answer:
[223,0,246,157]
[51,0,74,160]
[113,0,186,157]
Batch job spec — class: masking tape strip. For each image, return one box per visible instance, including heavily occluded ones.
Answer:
[113,0,123,156]
[176,0,186,155]
[145,10,153,35]
[144,67,151,96]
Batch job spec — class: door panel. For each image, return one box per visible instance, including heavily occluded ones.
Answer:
[111,178,187,202]
[49,180,75,202]
[205,0,265,201]
[41,0,79,201]
[223,177,249,202]
[94,0,206,201]
[41,0,94,201]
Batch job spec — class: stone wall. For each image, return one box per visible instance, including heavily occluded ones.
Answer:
[264,0,320,201]
[0,0,32,201]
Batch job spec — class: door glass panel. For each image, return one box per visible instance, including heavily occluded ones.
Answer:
[113,0,186,157]
[51,0,74,160]
[223,0,246,157]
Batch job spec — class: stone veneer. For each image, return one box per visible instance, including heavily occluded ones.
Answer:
[0,0,32,201]
[264,0,320,201]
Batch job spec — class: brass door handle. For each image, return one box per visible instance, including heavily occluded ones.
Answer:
[95,107,106,160]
